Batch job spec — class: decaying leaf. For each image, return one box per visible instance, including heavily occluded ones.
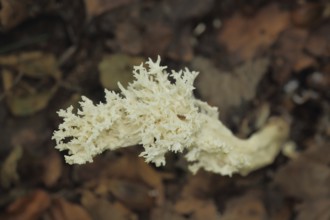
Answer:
[81,191,137,220]
[150,202,186,220]
[115,22,143,55]
[107,179,155,211]
[217,3,289,61]
[0,190,51,220]
[0,146,23,188]
[76,152,165,206]
[221,190,267,220]
[192,56,269,120]
[45,197,92,220]
[296,199,330,220]
[274,143,330,200]
[0,51,61,116]
[84,0,135,18]
[41,150,63,188]
[0,0,57,30]
[272,28,315,83]
[175,199,220,220]
[99,54,144,90]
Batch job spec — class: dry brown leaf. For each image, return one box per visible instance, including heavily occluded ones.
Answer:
[0,51,61,116]
[84,0,135,18]
[272,28,315,83]
[163,0,214,21]
[192,56,269,120]
[217,3,289,61]
[41,150,63,188]
[143,21,173,57]
[274,152,330,200]
[0,190,51,220]
[180,171,214,199]
[150,202,186,220]
[0,146,22,188]
[221,190,267,220]
[115,22,143,55]
[0,0,56,30]
[290,2,324,28]
[81,191,137,220]
[107,179,155,211]
[101,154,165,204]
[175,199,220,220]
[0,51,61,80]
[78,153,165,206]
[296,199,330,220]
[45,197,92,220]
[167,27,194,62]
[305,23,330,57]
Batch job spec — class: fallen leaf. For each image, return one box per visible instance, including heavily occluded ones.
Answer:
[150,202,186,220]
[271,28,315,83]
[81,191,137,220]
[192,56,269,120]
[290,2,324,28]
[77,152,165,207]
[107,179,155,211]
[0,146,23,188]
[221,190,267,220]
[167,26,194,62]
[164,0,214,21]
[84,0,135,18]
[296,199,330,220]
[217,3,289,61]
[143,21,174,57]
[0,0,58,30]
[274,151,330,200]
[115,22,143,55]
[101,153,165,205]
[41,149,63,188]
[45,197,92,220]
[99,54,144,90]
[305,23,330,57]
[0,190,51,220]
[0,51,61,80]
[175,199,220,220]
[0,51,61,116]
[6,87,58,116]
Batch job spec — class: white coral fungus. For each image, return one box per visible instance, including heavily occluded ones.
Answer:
[53,56,289,176]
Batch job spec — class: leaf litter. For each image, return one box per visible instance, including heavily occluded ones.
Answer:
[0,1,330,219]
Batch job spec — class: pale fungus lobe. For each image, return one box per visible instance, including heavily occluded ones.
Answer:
[53,57,289,176]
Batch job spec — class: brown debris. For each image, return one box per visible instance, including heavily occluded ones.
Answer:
[41,150,63,188]
[143,21,174,58]
[107,179,155,211]
[274,144,330,200]
[305,23,330,57]
[296,199,330,220]
[84,0,135,18]
[1,1,330,219]
[0,51,61,116]
[217,3,290,62]
[0,190,51,220]
[0,0,57,30]
[175,199,220,220]
[45,197,92,220]
[272,28,315,83]
[221,190,267,220]
[192,56,269,120]
[81,191,137,220]
[291,2,324,28]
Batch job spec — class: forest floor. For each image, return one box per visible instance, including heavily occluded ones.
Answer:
[0,0,330,219]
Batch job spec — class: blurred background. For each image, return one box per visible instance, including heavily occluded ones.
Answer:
[0,0,330,219]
